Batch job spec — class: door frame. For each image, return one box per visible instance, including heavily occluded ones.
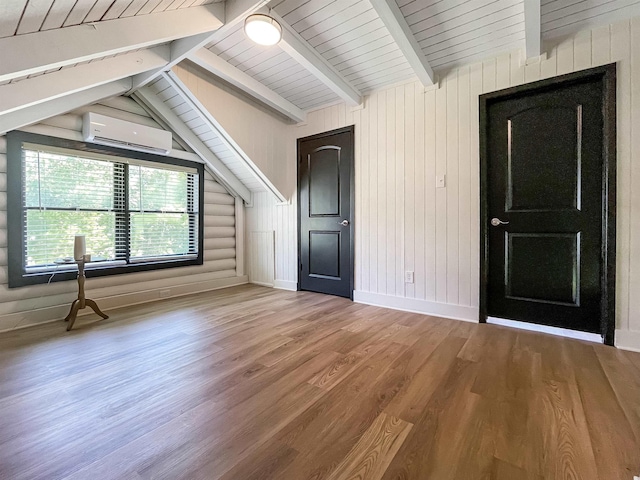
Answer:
[479,64,617,345]
[297,125,356,299]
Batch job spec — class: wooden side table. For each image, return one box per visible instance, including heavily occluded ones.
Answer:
[64,260,109,331]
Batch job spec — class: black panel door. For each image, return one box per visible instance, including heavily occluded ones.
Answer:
[485,76,607,334]
[298,126,354,298]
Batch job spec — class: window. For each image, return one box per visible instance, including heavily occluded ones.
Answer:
[7,131,204,287]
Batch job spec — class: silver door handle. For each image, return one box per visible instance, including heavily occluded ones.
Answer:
[491,218,509,226]
[340,220,350,226]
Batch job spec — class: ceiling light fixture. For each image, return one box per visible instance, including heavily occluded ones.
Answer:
[244,13,282,46]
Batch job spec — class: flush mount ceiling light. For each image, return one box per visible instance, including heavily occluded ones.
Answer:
[244,13,282,46]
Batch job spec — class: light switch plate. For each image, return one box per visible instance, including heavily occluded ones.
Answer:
[436,174,446,188]
[405,271,414,284]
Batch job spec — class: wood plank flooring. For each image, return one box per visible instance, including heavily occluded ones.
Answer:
[0,284,639,480]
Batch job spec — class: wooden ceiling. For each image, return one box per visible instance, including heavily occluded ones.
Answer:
[1,0,639,133]
[0,0,221,37]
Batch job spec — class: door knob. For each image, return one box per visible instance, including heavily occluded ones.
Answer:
[340,220,350,226]
[491,218,509,226]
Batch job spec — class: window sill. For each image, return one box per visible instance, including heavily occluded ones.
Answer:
[11,257,203,288]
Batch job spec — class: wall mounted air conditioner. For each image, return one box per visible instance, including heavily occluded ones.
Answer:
[82,112,172,156]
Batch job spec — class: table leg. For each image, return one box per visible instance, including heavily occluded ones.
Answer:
[63,299,78,322]
[85,299,109,320]
[66,302,81,331]
[65,260,109,330]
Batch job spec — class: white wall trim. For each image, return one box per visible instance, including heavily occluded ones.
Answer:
[353,291,478,323]
[615,329,640,353]
[274,280,297,291]
[235,197,246,276]
[0,275,248,333]
[487,317,603,343]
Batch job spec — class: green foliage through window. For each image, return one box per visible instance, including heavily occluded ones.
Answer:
[23,147,199,268]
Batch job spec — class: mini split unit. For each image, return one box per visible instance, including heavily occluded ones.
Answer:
[82,112,172,155]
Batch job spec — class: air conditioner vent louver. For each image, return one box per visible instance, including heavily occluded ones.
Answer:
[82,112,172,156]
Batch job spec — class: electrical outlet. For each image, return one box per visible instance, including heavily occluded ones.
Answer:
[159,289,171,298]
[436,174,446,188]
[405,271,414,284]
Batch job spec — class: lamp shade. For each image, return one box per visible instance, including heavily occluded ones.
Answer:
[244,14,282,46]
[74,235,86,261]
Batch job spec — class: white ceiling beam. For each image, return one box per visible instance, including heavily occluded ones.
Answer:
[0,80,130,135]
[271,11,362,107]
[0,5,223,85]
[0,46,169,118]
[166,70,287,203]
[368,0,436,86]
[524,0,542,59]
[134,85,253,204]
[129,0,270,93]
[189,48,306,123]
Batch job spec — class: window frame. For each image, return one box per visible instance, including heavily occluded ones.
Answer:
[7,131,205,288]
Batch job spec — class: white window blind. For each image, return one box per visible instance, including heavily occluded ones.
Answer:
[21,144,199,272]
[128,165,198,262]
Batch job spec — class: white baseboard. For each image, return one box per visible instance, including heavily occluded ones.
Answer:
[353,290,478,323]
[487,317,603,343]
[250,280,274,287]
[615,329,640,352]
[0,275,248,333]
[273,280,297,291]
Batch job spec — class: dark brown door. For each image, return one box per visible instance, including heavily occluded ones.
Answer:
[298,126,354,298]
[481,66,616,340]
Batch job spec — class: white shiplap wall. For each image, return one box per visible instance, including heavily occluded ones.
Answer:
[245,191,297,290]
[0,95,245,332]
[245,17,640,351]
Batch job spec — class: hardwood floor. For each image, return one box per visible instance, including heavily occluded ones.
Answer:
[0,284,638,480]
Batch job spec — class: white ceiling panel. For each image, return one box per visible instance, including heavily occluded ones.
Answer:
[207,21,342,111]
[2,0,640,120]
[206,0,413,109]
[282,1,415,90]
[1,0,220,38]
[542,0,640,38]
[430,29,526,70]
[402,0,526,72]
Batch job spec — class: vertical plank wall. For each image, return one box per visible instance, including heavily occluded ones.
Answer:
[0,96,246,332]
[246,18,640,350]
